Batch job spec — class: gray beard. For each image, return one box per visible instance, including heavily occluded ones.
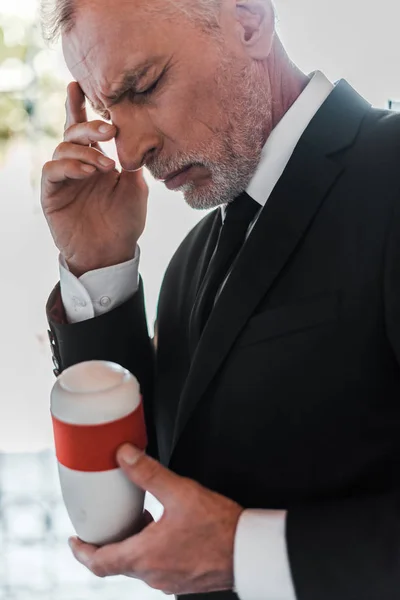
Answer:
[147,62,271,210]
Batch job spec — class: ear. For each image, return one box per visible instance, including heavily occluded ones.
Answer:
[235,0,275,60]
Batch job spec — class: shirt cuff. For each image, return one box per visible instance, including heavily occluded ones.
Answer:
[59,248,140,324]
[234,509,297,600]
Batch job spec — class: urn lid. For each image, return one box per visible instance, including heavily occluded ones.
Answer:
[51,361,141,425]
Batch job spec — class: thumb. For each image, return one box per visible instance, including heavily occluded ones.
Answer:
[117,444,182,505]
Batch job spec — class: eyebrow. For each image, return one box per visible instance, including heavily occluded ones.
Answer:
[90,61,154,114]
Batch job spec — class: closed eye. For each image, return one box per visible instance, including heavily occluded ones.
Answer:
[129,72,164,102]
[138,78,161,96]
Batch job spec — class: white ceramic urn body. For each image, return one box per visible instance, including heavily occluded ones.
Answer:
[50,360,146,546]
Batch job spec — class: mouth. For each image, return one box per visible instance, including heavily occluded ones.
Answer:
[162,165,194,190]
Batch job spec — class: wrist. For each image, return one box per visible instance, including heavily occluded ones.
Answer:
[65,249,137,278]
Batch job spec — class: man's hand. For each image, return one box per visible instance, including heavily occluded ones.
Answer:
[68,444,244,596]
[41,82,148,277]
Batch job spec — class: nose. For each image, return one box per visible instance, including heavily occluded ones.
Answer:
[112,106,162,171]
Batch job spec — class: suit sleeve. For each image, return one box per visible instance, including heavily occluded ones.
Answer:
[46,277,158,459]
[286,197,400,600]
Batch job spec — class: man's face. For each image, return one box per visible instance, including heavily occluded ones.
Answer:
[63,0,272,209]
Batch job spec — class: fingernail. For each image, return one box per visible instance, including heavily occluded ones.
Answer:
[99,124,113,133]
[98,155,114,167]
[119,444,143,466]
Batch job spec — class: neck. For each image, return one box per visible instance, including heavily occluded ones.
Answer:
[264,35,310,135]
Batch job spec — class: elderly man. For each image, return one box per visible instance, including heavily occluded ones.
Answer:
[41,0,400,598]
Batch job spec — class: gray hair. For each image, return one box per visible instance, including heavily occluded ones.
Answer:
[40,0,223,45]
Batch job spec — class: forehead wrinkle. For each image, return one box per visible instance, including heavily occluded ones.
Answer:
[87,60,158,113]
[67,40,105,112]
[75,70,104,114]
[68,39,99,73]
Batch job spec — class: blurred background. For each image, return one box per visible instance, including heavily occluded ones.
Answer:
[0,0,400,598]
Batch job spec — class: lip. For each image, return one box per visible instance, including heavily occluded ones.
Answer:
[163,165,193,190]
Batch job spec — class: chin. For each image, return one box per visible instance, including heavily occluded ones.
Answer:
[182,182,224,211]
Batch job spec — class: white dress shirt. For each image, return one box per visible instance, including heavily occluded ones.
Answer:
[59,71,333,600]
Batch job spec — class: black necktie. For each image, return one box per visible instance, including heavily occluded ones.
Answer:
[190,191,260,343]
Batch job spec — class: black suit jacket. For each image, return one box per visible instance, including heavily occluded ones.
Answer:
[47,80,400,600]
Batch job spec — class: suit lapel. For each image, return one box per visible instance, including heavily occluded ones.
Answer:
[169,80,371,461]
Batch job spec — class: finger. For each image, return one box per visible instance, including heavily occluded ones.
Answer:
[64,121,116,147]
[117,444,184,505]
[68,537,98,570]
[69,514,156,578]
[42,158,96,187]
[53,142,115,171]
[69,536,128,578]
[65,82,87,131]
[65,82,105,153]
[69,82,88,125]
[82,534,145,578]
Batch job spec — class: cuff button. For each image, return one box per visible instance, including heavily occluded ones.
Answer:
[100,296,111,307]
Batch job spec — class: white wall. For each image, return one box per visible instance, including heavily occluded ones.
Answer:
[275,0,400,107]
